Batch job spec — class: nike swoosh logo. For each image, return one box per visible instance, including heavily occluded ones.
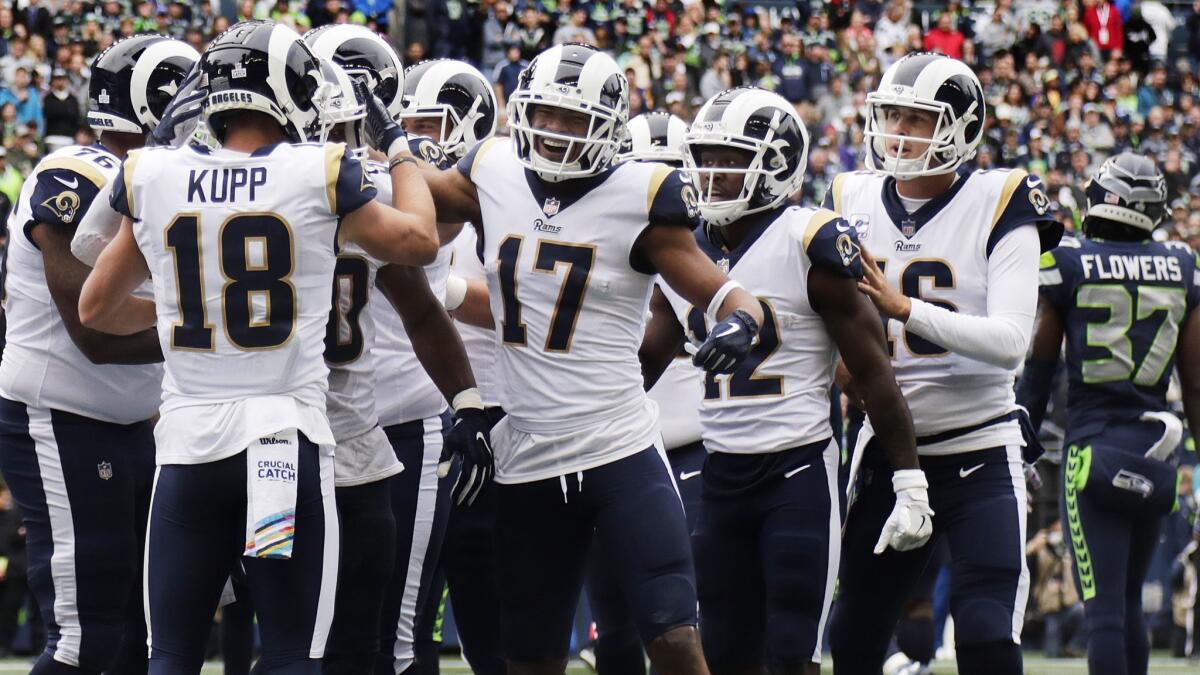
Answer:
[959,463,985,478]
[713,324,741,338]
[55,175,79,189]
[835,220,851,232]
[1025,176,1042,189]
[784,463,811,478]
[678,470,701,481]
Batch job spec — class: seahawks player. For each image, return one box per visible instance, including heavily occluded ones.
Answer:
[825,52,1062,674]
[640,86,923,675]
[420,43,763,674]
[303,27,493,675]
[1018,154,1200,675]
[0,35,196,675]
[77,21,439,673]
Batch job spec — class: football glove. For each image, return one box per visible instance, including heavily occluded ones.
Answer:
[149,66,205,148]
[874,469,934,554]
[438,388,494,507]
[691,308,758,374]
[355,80,408,160]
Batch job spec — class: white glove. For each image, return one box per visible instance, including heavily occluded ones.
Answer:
[70,180,120,266]
[1140,411,1183,463]
[874,469,934,554]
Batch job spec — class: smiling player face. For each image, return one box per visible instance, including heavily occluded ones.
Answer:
[529,104,592,164]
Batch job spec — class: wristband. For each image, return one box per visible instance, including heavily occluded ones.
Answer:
[385,136,410,162]
[451,387,483,412]
[892,469,929,493]
[444,274,468,311]
[389,156,418,172]
[705,280,744,323]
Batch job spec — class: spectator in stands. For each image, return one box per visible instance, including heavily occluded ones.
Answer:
[554,8,597,46]
[924,12,965,59]
[0,68,41,136]
[1028,520,1086,659]
[772,33,808,103]
[479,1,512,77]
[975,3,1018,59]
[1083,0,1124,58]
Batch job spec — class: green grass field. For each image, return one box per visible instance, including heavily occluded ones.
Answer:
[0,655,1191,673]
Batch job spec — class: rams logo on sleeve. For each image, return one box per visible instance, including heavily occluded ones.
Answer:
[1026,175,1051,215]
[417,139,446,166]
[680,182,699,220]
[836,232,861,268]
[40,190,81,224]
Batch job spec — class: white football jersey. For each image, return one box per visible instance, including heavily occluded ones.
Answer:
[0,144,161,424]
[449,225,498,407]
[119,142,376,464]
[368,160,453,428]
[824,168,1052,454]
[462,137,699,482]
[662,207,858,455]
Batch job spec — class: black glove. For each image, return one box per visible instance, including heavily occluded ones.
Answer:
[438,406,495,507]
[692,308,758,374]
[149,66,205,148]
[354,79,407,159]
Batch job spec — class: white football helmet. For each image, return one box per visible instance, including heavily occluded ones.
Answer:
[508,43,629,182]
[864,52,985,179]
[617,111,688,166]
[302,23,405,120]
[400,59,498,161]
[683,87,809,226]
[312,60,367,151]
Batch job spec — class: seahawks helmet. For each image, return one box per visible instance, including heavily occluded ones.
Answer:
[617,112,688,166]
[508,43,629,182]
[1083,153,1168,235]
[199,20,334,143]
[302,23,405,119]
[683,87,809,226]
[865,52,985,179]
[399,59,498,161]
[88,35,201,135]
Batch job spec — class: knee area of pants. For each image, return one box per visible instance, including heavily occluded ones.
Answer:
[952,598,1017,644]
[1083,611,1125,635]
[634,573,697,637]
[646,624,699,654]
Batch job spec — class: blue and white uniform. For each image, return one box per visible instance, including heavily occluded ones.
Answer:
[0,143,161,672]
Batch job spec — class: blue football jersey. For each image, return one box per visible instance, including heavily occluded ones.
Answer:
[1038,235,1200,438]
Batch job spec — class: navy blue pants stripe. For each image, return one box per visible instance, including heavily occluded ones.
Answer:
[146,437,334,675]
[830,444,1028,675]
[0,397,153,673]
[376,413,451,675]
[496,446,697,663]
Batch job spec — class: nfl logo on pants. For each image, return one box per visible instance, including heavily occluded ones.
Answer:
[97,461,113,480]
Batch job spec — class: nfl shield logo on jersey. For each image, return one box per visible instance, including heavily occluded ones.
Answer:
[97,461,113,480]
[900,219,916,237]
[543,197,561,216]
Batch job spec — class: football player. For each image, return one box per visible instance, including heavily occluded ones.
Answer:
[76,20,439,673]
[390,57,507,675]
[0,35,196,674]
[419,43,764,674]
[587,109,692,675]
[824,52,1063,675]
[639,87,923,675]
[1017,154,1200,675]
[303,27,493,675]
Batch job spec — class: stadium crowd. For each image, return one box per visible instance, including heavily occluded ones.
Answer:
[0,0,1197,666]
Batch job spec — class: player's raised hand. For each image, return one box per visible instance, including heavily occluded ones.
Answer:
[875,469,934,554]
[438,388,495,507]
[690,308,758,374]
[149,65,206,148]
[354,80,408,160]
[858,246,912,321]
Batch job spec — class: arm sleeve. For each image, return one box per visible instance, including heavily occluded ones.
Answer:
[325,143,376,217]
[903,225,1040,370]
[1036,246,1077,314]
[71,180,121,266]
[26,166,105,245]
[647,167,700,228]
[797,210,863,279]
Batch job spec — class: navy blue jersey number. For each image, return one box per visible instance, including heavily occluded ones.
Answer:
[497,235,595,352]
[324,255,371,365]
[688,298,783,399]
[875,258,955,357]
[166,213,296,351]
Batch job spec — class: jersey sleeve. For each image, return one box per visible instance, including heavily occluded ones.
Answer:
[26,156,109,243]
[647,166,700,228]
[109,152,137,221]
[819,173,846,212]
[1036,239,1080,314]
[986,170,1062,257]
[796,209,863,279]
[456,137,505,181]
[408,136,451,170]
[325,143,376,218]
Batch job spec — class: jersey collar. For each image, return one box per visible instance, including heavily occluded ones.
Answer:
[699,205,787,270]
[881,170,972,239]
[522,166,617,218]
